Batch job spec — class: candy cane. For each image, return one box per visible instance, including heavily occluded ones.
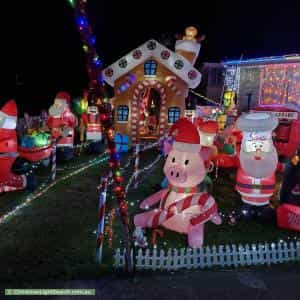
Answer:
[51,137,57,181]
[96,173,109,263]
[134,143,140,189]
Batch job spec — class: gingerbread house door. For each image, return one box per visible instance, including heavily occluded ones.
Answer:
[130,80,167,145]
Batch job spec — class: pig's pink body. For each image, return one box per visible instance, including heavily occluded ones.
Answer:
[134,147,221,248]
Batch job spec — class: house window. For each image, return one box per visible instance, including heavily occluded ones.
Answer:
[168,107,180,124]
[144,60,157,76]
[117,105,129,122]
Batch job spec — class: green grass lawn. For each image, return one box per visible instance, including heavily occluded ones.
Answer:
[0,148,299,285]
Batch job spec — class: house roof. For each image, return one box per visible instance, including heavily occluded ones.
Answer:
[102,39,201,89]
[222,54,300,66]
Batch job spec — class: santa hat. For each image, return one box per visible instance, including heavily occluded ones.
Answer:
[169,118,201,153]
[0,100,17,129]
[55,91,71,105]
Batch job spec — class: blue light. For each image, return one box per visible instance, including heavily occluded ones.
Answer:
[89,35,96,46]
[120,84,127,92]
[129,73,136,82]
[76,16,88,27]
[223,54,300,66]
[93,57,103,68]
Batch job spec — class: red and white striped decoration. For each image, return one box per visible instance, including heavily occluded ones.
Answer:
[51,138,57,181]
[133,143,140,188]
[165,76,182,96]
[0,183,24,193]
[131,80,167,145]
[147,193,217,228]
[96,172,109,263]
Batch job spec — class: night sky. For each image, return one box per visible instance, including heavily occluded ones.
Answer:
[1,0,299,114]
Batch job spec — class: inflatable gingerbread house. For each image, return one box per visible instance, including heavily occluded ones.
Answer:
[102,27,203,145]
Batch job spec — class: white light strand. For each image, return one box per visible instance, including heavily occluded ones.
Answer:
[0,154,108,225]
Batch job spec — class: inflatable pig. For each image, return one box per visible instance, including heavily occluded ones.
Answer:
[134,118,221,248]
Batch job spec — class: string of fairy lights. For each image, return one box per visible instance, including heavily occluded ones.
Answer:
[0,154,108,225]
[69,0,133,271]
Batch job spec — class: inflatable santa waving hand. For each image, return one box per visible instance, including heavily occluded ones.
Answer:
[236,112,279,210]
[0,100,27,193]
[47,92,77,147]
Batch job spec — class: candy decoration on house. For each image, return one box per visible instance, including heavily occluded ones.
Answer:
[102,26,202,144]
[134,118,221,248]
[236,112,279,210]
[277,145,300,231]
[47,92,77,160]
[0,100,27,193]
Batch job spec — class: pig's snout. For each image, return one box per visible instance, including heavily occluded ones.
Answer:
[166,165,187,183]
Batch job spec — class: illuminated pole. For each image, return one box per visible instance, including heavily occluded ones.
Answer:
[69,0,133,272]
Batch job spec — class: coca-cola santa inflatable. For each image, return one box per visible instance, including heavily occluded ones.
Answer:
[0,100,27,193]
[47,92,77,148]
[134,118,221,248]
[236,112,279,217]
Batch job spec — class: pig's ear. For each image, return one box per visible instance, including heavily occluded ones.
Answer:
[163,141,173,155]
[199,146,212,161]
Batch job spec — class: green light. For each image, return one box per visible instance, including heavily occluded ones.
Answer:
[33,133,51,147]
[68,0,75,7]
[83,45,88,53]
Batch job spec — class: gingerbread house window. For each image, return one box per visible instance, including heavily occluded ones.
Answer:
[144,60,157,76]
[117,105,129,122]
[168,107,180,124]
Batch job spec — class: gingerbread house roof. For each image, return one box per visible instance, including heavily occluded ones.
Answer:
[102,39,201,89]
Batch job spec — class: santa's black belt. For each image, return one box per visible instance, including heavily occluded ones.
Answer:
[236,182,275,190]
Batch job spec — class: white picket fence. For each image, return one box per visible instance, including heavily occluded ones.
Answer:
[114,241,300,270]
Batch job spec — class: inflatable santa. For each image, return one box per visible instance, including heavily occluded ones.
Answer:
[81,105,102,141]
[0,100,27,193]
[236,112,279,208]
[47,92,77,148]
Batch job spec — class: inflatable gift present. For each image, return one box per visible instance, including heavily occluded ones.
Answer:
[114,133,130,153]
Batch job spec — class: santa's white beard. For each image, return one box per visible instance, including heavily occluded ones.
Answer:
[239,149,278,178]
[49,104,67,117]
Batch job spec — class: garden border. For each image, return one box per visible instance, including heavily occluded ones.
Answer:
[114,241,300,270]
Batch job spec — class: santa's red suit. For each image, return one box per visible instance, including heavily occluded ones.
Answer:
[81,106,102,141]
[236,168,275,206]
[47,92,77,147]
[0,100,26,193]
